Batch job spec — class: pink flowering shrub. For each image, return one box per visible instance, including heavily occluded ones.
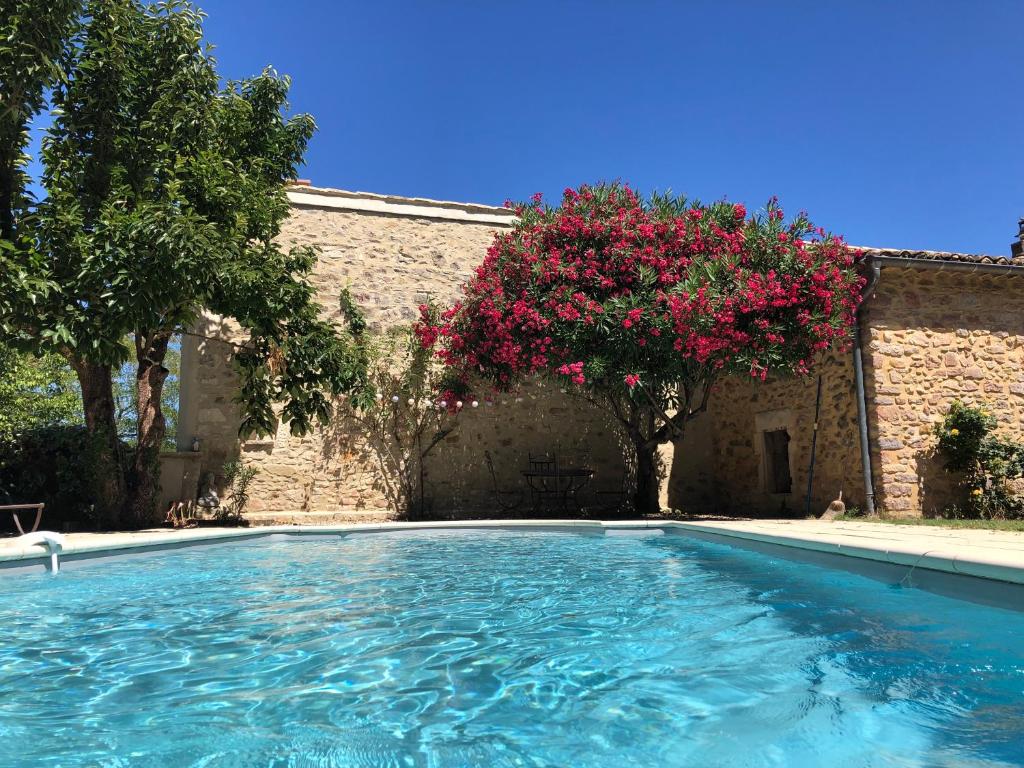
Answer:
[416,182,865,513]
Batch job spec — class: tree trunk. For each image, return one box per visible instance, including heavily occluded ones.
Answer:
[0,121,21,241]
[127,332,171,528]
[70,357,126,529]
[400,448,419,521]
[633,439,661,516]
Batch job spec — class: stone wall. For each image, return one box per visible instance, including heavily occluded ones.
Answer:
[671,266,1024,518]
[863,267,1024,516]
[176,186,1024,520]
[669,349,864,517]
[176,188,629,517]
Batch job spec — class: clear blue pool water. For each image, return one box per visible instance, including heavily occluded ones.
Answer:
[1,529,1023,768]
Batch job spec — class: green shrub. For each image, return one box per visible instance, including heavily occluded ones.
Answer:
[934,401,1024,519]
[0,426,128,531]
[217,459,258,523]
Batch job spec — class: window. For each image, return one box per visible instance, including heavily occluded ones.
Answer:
[763,429,792,494]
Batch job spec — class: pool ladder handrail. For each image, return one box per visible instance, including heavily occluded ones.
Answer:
[20,531,65,573]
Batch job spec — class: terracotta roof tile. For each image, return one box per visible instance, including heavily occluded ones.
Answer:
[856,246,1024,266]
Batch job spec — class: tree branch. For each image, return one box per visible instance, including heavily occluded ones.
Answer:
[421,421,456,459]
[686,377,714,421]
[637,380,684,441]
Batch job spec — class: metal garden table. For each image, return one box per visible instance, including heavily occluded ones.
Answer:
[522,466,594,514]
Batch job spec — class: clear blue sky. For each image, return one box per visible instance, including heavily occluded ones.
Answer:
[42,1,1024,255]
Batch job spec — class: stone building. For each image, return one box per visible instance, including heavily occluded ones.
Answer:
[166,184,1024,520]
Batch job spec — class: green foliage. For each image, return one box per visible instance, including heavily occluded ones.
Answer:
[217,459,257,522]
[31,1,320,367]
[0,344,82,441]
[1,0,364,526]
[0,425,125,530]
[29,0,362,422]
[338,286,368,339]
[0,0,80,329]
[343,300,462,517]
[934,401,1024,518]
[0,1,79,131]
[0,335,181,445]
[934,401,994,473]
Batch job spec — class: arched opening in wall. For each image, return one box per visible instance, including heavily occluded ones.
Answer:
[763,428,793,494]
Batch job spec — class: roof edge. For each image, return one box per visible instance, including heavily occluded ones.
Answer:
[856,246,1024,267]
[284,185,1018,263]
[286,184,516,225]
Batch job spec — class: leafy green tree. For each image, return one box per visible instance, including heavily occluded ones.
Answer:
[106,336,180,447]
[0,0,79,240]
[4,0,365,528]
[0,336,179,446]
[0,1,80,331]
[0,344,82,441]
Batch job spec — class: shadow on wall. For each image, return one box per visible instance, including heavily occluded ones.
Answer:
[666,394,721,514]
[313,411,395,513]
[667,350,863,519]
[915,450,962,518]
[424,382,632,517]
[179,313,245,494]
[236,380,634,518]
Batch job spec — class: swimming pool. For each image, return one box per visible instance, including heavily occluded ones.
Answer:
[1,529,1022,767]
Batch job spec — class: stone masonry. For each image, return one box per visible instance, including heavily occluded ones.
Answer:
[672,257,1024,517]
[670,349,862,517]
[176,187,628,519]
[862,266,1024,515]
[174,186,1024,519]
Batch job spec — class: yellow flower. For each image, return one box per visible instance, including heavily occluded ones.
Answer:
[950,428,959,436]
[972,488,983,496]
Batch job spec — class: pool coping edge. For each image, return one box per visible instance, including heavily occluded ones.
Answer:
[2,519,1023,586]
[664,521,1024,586]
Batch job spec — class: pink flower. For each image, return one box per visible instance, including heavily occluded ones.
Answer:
[622,308,644,330]
[422,182,862,409]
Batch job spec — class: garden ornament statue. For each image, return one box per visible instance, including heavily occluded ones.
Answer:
[196,472,220,510]
[820,490,845,521]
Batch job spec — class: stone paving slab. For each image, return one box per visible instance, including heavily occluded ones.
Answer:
[2,519,1023,586]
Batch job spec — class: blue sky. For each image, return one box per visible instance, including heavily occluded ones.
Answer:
[33,1,1024,254]
[198,1,1024,254]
